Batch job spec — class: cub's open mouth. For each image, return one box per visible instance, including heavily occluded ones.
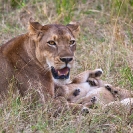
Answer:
[51,66,70,79]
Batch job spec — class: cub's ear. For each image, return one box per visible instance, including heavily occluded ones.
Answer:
[28,21,43,34]
[66,22,80,38]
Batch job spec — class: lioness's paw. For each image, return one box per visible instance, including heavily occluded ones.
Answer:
[94,68,103,77]
[73,88,80,96]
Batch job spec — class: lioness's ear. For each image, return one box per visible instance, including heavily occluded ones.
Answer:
[28,21,43,34]
[66,22,80,38]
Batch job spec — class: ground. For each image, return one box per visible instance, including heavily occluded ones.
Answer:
[0,0,133,132]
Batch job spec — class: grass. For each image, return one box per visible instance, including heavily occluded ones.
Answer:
[1,0,133,132]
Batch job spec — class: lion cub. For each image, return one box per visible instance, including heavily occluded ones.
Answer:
[78,84,133,108]
[55,69,133,108]
[55,68,103,98]
[55,68,114,106]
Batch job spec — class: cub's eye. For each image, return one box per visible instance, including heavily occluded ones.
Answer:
[69,40,75,46]
[47,41,56,46]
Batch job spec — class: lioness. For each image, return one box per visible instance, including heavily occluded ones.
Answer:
[0,20,80,103]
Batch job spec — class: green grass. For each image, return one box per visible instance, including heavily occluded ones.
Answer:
[1,0,133,132]
[10,0,26,8]
[54,0,77,24]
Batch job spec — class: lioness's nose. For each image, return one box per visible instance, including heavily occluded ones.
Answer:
[60,58,73,64]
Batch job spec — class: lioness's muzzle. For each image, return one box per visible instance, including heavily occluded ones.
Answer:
[51,66,70,79]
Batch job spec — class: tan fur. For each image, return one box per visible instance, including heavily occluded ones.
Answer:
[105,84,133,100]
[80,84,133,108]
[0,21,80,103]
[55,69,133,109]
[55,84,116,108]
[55,69,109,106]
[103,98,133,115]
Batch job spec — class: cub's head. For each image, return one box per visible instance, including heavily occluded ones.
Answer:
[28,21,80,84]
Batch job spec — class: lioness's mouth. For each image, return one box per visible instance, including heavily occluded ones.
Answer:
[51,66,70,79]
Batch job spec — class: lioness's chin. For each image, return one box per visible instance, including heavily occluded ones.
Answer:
[53,78,71,85]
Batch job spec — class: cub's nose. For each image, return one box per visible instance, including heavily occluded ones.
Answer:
[60,58,73,64]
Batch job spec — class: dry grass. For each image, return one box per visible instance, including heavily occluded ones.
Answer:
[1,0,133,132]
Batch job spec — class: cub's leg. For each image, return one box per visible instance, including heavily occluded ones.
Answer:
[87,78,104,87]
[104,84,119,100]
[73,88,80,96]
[76,94,97,105]
[72,69,103,84]
[103,98,133,115]
[83,96,97,108]
[105,84,133,100]
[69,102,89,114]
[53,96,89,116]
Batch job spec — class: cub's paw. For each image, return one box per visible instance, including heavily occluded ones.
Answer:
[81,107,89,114]
[91,96,97,104]
[105,84,112,92]
[73,88,80,96]
[88,78,98,86]
[94,68,103,77]
[105,84,118,96]
[89,68,103,79]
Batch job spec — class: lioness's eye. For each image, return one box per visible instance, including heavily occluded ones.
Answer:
[70,40,75,46]
[47,41,56,46]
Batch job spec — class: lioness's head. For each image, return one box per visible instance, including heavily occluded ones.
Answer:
[28,21,80,84]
